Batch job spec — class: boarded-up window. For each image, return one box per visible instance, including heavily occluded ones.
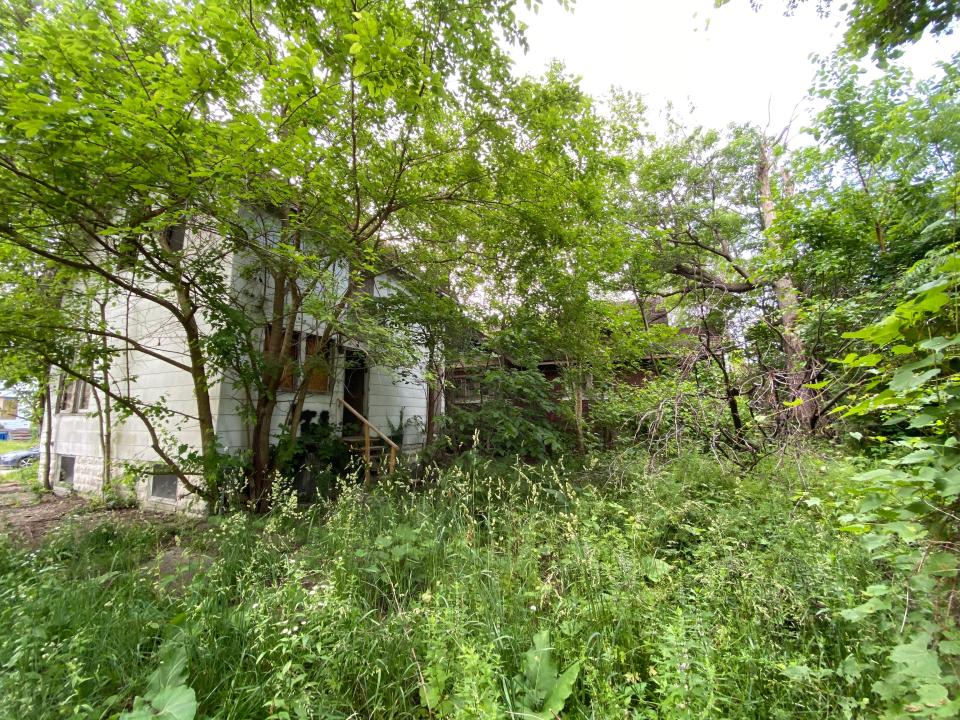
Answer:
[304,335,334,393]
[58,455,75,486]
[150,470,178,500]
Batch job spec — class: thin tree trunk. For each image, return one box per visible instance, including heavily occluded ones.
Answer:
[99,297,112,491]
[175,284,219,498]
[758,138,815,430]
[40,370,53,491]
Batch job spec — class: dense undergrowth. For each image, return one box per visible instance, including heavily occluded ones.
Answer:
[0,450,954,719]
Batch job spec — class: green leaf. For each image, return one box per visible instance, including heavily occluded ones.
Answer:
[843,316,902,345]
[890,634,941,680]
[916,683,949,707]
[149,685,197,720]
[919,334,960,352]
[15,119,45,137]
[780,664,812,682]
[639,556,672,581]
[897,449,937,465]
[889,367,940,394]
[542,661,580,716]
[146,645,189,700]
[840,596,890,622]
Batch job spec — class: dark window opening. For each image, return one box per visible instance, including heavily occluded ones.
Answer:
[58,455,75,486]
[150,470,178,500]
[77,382,91,411]
[58,378,91,413]
[162,224,186,252]
[264,325,301,391]
[57,377,76,412]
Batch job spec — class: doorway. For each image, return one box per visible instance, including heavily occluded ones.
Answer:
[342,349,368,433]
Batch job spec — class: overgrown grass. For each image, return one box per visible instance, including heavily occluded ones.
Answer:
[0,450,928,718]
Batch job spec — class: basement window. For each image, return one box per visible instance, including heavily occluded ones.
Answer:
[58,455,75,486]
[150,469,178,501]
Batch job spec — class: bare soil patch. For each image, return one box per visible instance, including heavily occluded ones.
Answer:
[0,481,88,547]
[0,480,145,548]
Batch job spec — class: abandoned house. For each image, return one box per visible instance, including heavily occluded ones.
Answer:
[39,218,435,513]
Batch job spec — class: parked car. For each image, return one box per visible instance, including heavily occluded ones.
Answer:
[0,446,40,468]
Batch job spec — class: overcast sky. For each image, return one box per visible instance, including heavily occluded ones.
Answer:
[508,0,956,140]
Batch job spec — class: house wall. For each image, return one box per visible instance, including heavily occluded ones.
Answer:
[41,224,431,510]
[213,271,430,451]
[42,230,237,508]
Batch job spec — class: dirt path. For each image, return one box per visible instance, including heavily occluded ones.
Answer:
[0,479,89,547]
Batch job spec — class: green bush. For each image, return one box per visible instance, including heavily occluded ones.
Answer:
[438,368,571,460]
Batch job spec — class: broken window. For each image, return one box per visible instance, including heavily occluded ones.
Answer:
[58,455,75,486]
[57,378,91,413]
[57,378,77,412]
[77,381,91,411]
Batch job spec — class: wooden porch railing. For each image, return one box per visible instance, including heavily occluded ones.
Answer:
[337,398,399,487]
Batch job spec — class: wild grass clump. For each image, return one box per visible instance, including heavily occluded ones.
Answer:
[0,450,910,718]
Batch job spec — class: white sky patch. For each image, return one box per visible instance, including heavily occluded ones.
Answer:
[509,0,956,140]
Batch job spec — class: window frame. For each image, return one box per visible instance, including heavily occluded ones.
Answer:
[149,467,179,502]
[58,455,75,486]
[264,325,301,391]
[57,378,92,414]
[162,223,186,252]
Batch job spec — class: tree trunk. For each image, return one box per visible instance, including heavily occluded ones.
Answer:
[40,370,53,491]
[758,138,816,430]
[175,285,219,500]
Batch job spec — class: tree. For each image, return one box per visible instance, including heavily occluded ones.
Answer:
[716,0,960,59]
[2,0,621,508]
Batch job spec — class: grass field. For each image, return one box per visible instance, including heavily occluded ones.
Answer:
[0,450,942,719]
[0,438,37,453]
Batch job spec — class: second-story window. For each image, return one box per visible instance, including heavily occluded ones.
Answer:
[162,223,186,252]
[57,378,91,414]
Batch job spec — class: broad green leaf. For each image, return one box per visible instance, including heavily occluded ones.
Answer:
[639,556,672,581]
[916,683,949,707]
[149,685,197,720]
[919,334,960,352]
[897,449,937,465]
[890,634,941,680]
[542,662,580,716]
[889,367,940,393]
[146,645,189,700]
[843,316,902,345]
[840,596,890,622]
